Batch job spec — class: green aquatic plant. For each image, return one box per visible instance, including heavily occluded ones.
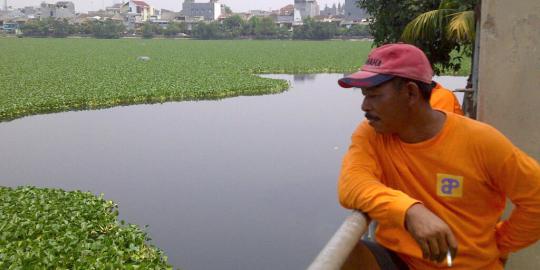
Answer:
[0,39,373,122]
[0,186,173,269]
[0,39,469,122]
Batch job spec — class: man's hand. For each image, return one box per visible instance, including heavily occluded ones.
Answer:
[405,203,458,263]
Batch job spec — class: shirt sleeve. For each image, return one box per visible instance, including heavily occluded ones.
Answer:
[483,130,540,256]
[338,121,420,228]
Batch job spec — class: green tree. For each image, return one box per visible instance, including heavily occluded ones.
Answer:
[92,20,125,39]
[142,22,156,39]
[293,17,337,40]
[163,22,186,37]
[358,0,439,43]
[243,16,260,36]
[358,0,477,74]
[254,17,277,39]
[192,22,221,39]
[223,5,233,15]
[221,15,245,38]
[21,19,50,37]
[275,26,292,40]
[78,21,94,36]
[51,19,72,38]
[400,0,477,73]
[342,24,371,38]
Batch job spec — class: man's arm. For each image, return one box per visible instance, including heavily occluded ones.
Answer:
[338,122,420,228]
[339,121,459,263]
[491,146,540,256]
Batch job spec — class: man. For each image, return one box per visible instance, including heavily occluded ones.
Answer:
[431,82,464,115]
[337,43,540,269]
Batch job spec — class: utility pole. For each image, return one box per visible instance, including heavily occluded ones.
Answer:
[3,0,8,11]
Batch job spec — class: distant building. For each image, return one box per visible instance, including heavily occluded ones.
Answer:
[2,21,19,33]
[21,6,39,17]
[320,3,343,17]
[279,4,294,16]
[343,0,368,20]
[160,9,179,21]
[294,0,319,22]
[40,1,75,19]
[181,0,222,21]
[0,8,24,20]
[276,15,294,28]
[121,0,155,21]
[105,3,123,15]
[249,10,272,17]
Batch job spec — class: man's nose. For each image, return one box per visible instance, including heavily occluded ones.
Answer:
[361,98,371,112]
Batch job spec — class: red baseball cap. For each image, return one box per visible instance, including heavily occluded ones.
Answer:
[338,43,434,88]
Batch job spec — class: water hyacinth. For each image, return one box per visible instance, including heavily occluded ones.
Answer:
[0,186,173,269]
[0,39,373,122]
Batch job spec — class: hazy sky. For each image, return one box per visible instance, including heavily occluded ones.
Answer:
[9,0,345,13]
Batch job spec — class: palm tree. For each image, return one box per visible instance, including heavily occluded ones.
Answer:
[401,0,475,44]
[400,0,477,75]
[401,0,479,117]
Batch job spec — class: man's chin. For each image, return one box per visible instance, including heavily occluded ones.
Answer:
[368,120,389,134]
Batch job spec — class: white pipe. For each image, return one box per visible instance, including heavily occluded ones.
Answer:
[307,211,369,270]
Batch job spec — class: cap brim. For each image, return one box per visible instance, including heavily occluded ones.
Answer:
[338,71,394,88]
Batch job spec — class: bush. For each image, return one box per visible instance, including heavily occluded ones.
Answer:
[142,22,156,39]
[92,20,125,39]
[293,18,337,40]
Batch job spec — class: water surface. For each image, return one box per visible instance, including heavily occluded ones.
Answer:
[0,74,466,269]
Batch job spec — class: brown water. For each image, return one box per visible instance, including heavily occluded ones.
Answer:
[0,74,465,269]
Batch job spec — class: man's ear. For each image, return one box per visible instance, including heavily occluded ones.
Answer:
[404,81,422,106]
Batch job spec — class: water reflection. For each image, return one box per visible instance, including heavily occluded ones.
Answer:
[293,74,317,82]
[0,74,466,270]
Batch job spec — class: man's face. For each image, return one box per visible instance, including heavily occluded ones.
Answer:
[361,79,410,134]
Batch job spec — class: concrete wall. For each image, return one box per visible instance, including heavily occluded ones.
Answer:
[477,0,540,159]
[477,1,540,268]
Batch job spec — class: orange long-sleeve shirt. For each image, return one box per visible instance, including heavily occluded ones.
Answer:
[431,83,464,115]
[339,112,540,269]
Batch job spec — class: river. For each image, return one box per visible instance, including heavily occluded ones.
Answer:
[0,74,466,269]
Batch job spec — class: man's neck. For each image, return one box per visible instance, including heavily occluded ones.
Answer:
[397,109,447,144]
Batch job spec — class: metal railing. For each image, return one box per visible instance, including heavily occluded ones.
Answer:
[307,211,369,270]
[454,88,477,119]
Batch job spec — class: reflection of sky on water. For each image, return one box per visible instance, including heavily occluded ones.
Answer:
[0,74,466,270]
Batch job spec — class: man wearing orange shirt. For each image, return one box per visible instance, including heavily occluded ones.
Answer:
[431,82,464,115]
[337,43,540,269]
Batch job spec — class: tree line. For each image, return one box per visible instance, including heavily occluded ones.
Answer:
[20,18,127,39]
[18,16,371,40]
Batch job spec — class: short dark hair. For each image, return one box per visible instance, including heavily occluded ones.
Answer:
[392,77,434,102]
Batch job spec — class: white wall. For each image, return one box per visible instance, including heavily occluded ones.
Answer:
[477,1,540,268]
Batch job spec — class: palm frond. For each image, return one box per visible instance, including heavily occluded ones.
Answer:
[401,9,455,42]
[447,10,475,42]
[439,0,461,10]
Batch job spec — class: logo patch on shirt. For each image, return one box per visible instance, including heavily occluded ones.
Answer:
[436,174,463,198]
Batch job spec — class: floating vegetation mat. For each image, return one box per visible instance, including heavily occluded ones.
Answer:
[0,39,374,122]
[0,186,173,269]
